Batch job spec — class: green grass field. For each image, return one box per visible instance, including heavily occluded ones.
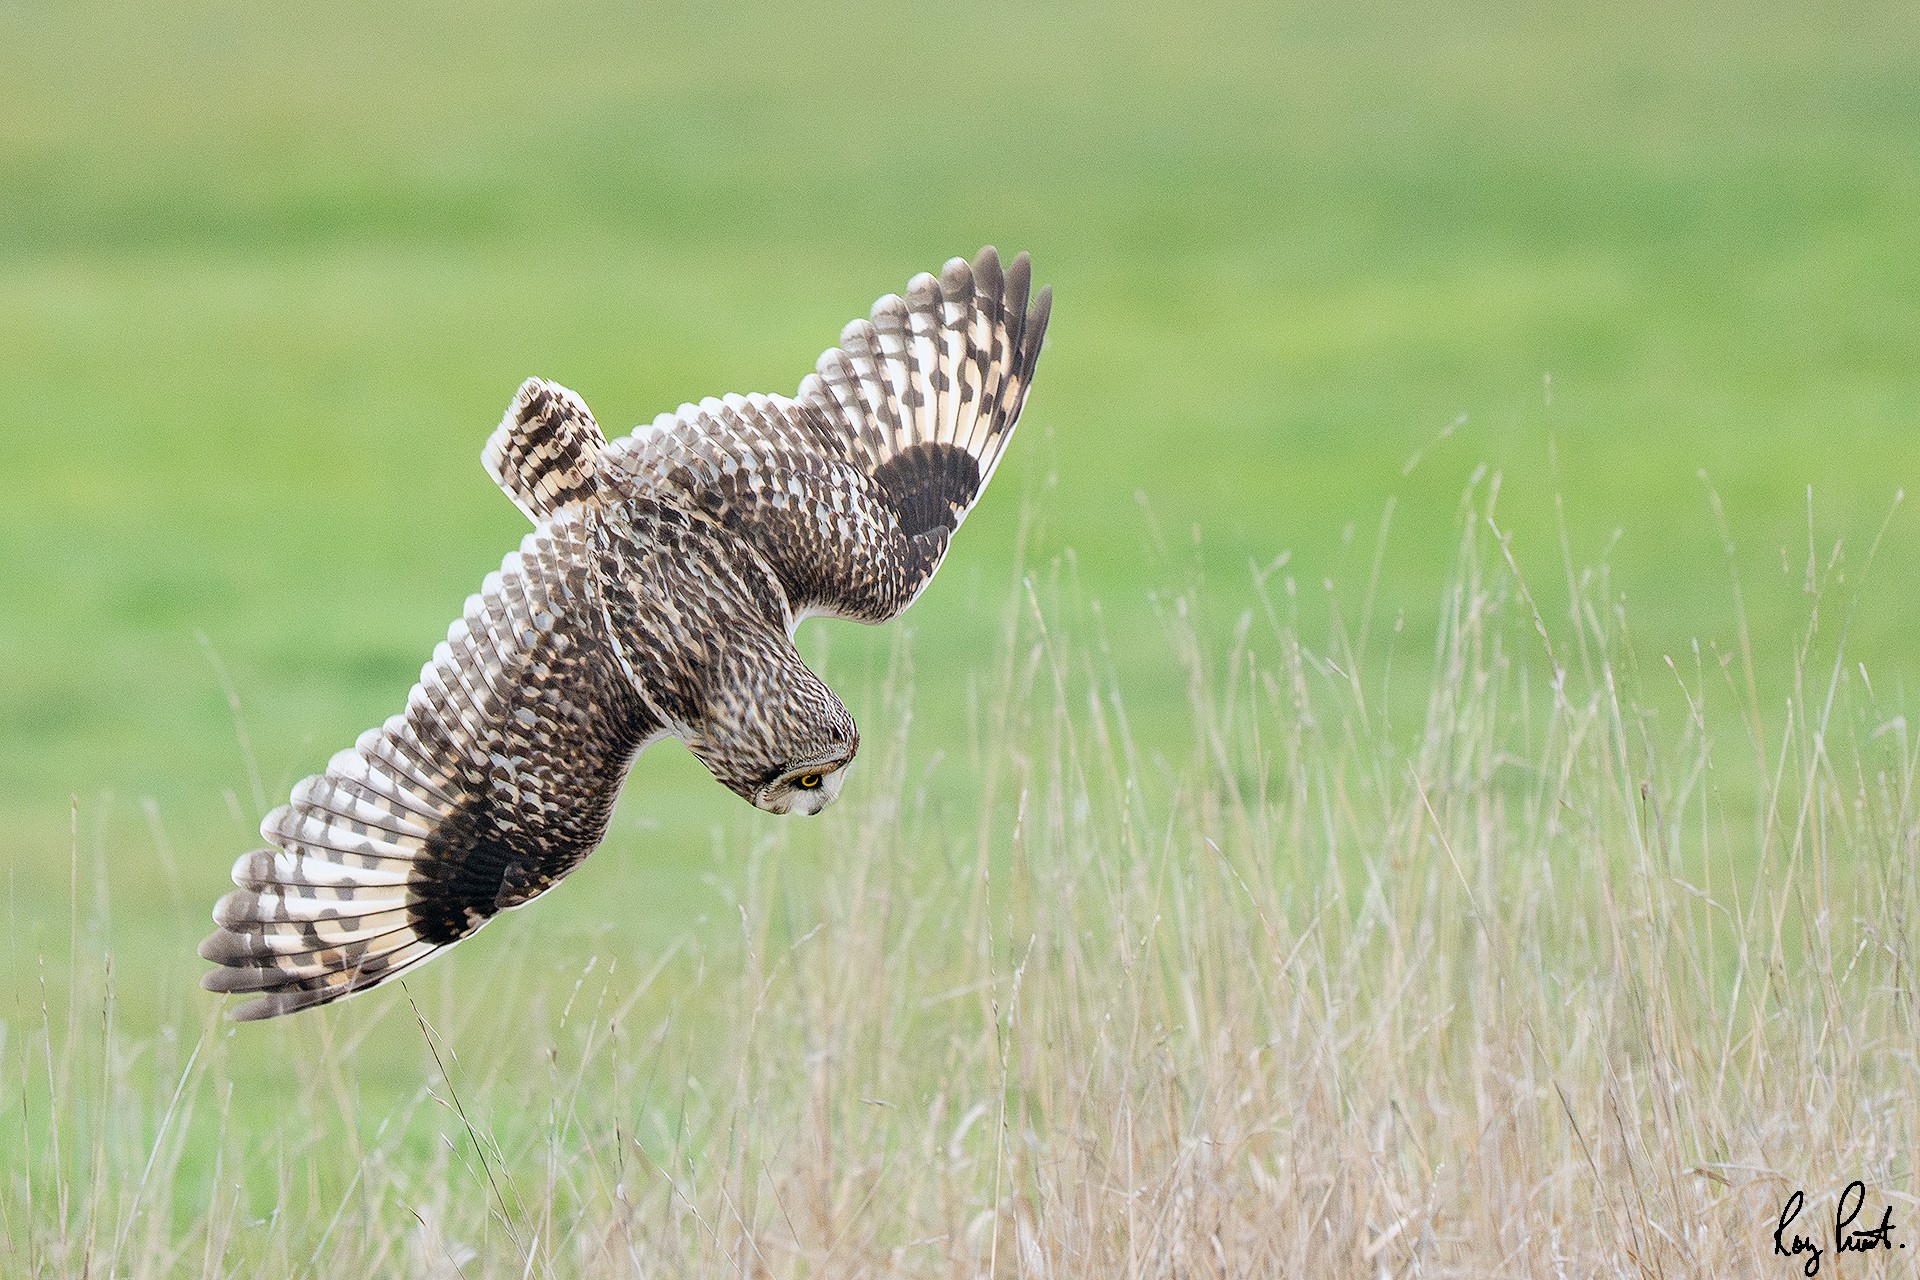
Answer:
[4,0,1919,1273]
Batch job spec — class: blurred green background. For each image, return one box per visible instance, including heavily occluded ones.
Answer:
[3,0,1917,1035]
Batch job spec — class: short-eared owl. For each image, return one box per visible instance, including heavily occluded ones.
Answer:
[201,248,1049,1020]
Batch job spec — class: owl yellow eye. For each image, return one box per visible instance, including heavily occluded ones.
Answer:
[796,773,823,790]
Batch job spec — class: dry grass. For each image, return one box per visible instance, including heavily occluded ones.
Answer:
[10,480,1918,1277]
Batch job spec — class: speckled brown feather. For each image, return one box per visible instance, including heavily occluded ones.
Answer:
[201,248,1046,1020]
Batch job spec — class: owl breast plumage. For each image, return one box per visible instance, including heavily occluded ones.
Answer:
[199,248,1049,1021]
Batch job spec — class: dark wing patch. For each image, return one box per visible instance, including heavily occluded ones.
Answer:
[200,511,659,1020]
[871,441,983,542]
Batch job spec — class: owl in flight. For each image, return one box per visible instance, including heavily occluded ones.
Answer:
[201,247,1049,1020]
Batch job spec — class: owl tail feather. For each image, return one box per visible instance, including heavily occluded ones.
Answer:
[484,378,609,523]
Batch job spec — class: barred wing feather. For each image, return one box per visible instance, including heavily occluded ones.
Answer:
[200,513,658,1020]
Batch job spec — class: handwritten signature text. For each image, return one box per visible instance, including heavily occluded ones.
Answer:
[1774,1181,1901,1276]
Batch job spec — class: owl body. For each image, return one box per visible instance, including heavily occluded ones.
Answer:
[202,247,1049,1020]
[590,490,857,808]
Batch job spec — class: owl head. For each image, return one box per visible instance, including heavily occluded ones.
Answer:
[683,642,859,816]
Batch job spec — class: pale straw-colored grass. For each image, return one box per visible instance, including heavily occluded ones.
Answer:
[11,480,1916,1277]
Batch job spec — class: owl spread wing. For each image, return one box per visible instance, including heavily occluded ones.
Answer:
[200,513,660,1020]
[604,246,1050,624]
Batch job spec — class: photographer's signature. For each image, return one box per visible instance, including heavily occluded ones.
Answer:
[1774,1181,1901,1276]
